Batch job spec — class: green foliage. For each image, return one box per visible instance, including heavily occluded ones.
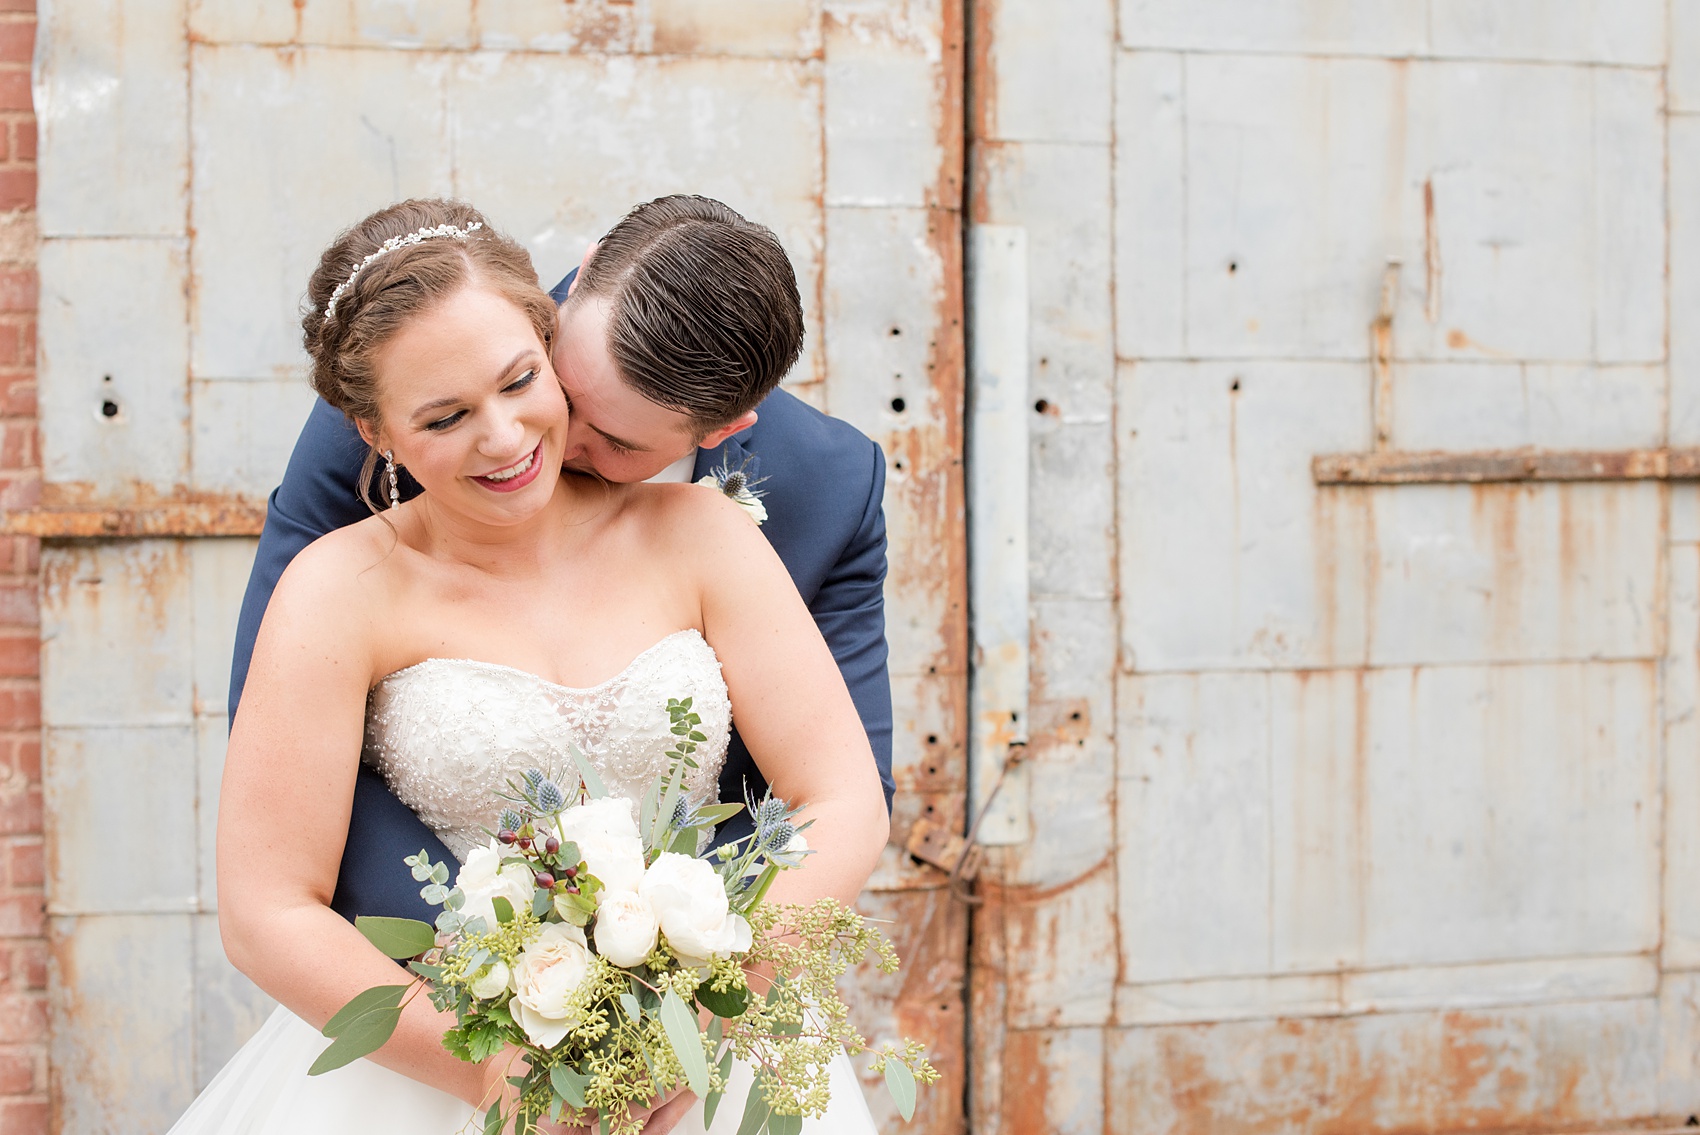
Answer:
[309,1002,403,1075]
[322,983,407,1037]
[354,916,436,959]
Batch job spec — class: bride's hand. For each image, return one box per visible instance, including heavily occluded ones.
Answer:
[632,1088,697,1134]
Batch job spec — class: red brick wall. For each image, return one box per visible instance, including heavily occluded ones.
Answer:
[0,1,42,1132]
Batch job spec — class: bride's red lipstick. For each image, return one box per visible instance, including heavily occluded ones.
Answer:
[471,442,543,493]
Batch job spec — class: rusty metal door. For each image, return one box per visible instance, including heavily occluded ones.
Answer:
[962,1,1700,1133]
[29,3,968,1131]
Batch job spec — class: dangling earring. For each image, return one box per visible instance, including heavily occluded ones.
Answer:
[384,449,400,509]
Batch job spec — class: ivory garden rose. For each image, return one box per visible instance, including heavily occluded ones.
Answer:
[555,796,645,894]
[593,889,660,967]
[639,852,752,964]
[455,841,534,931]
[510,922,593,1048]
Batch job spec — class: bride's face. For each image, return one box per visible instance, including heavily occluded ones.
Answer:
[364,282,568,525]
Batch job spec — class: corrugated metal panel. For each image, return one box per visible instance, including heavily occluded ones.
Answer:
[970,0,1694,1131]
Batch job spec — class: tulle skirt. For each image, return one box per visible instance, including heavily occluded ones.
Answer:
[166,1005,878,1134]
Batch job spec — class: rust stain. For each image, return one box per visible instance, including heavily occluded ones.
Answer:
[1314,447,1700,486]
[999,1029,1050,1134]
[1371,260,1401,450]
[966,0,996,156]
[1,488,265,539]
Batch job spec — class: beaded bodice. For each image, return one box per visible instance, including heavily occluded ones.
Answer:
[362,629,731,861]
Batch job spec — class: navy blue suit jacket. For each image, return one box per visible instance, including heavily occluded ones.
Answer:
[228,282,894,925]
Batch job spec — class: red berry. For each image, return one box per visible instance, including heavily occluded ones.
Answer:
[563,866,578,878]
[535,872,555,889]
[518,837,532,850]
[545,836,560,855]
[497,830,517,845]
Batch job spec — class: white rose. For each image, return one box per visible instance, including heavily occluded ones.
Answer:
[510,923,592,1048]
[469,960,510,1000]
[555,797,646,894]
[593,890,660,968]
[455,841,535,930]
[639,852,753,964]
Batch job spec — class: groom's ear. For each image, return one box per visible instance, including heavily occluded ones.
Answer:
[697,410,758,450]
[568,241,600,297]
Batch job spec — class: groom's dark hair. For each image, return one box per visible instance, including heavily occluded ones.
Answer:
[566,195,805,431]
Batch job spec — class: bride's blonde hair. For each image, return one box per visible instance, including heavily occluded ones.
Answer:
[302,199,558,513]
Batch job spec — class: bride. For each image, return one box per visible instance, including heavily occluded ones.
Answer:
[168,200,890,1134]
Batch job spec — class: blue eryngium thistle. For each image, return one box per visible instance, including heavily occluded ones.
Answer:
[523,768,546,792]
[762,820,796,852]
[536,780,565,813]
[671,795,697,828]
[754,796,789,832]
[499,808,524,833]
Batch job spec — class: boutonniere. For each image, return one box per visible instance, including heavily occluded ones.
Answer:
[697,456,768,526]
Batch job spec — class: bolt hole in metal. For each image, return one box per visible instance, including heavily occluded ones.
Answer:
[100,374,118,418]
[1033,399,1049,414]
[891,397,906,413]
[1230,377,1242,392]
[1228,260,1238,273]
[889,325,901,336]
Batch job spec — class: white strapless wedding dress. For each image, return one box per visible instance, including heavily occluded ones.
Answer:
[167,629,877,1134]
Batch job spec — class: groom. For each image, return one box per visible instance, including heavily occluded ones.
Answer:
[228,195,894,926]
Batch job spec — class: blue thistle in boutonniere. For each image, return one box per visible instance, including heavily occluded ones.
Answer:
[697,456,768,525]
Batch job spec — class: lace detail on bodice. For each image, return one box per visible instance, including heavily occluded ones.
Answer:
[362,629,731,861]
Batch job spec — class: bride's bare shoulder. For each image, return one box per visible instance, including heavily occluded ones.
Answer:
[270,514,405,618]
[635,480,771,558]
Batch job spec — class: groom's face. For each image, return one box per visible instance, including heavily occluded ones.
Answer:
[550,296,701,483]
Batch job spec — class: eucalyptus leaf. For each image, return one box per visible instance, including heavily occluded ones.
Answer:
[696,983,750,1019]
[703,1046,735,1126]
[550,1063,590,1109]
[492,896,514,925]
[620,992,643,1021]
[885,1059,917,1120]
[569,742,609,799]
[483,1100,503,1135]
[695,803,745,825]
[322,984,407,1037]
[430,862,450,884]
[308,1005,402,1075]
[654,762,687,848]
[769,1115,802,1135]
[408,960,444,982]
[420,883,449,905]
[669,828,699,856]
[355,916,436,959]
[660,988,710,1096]
[533,890,553,919]
[734,1074,771,1135]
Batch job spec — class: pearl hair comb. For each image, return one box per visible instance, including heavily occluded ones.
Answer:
[322,221,484,322]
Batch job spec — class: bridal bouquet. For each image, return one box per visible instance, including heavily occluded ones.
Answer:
[312,698,936,1135]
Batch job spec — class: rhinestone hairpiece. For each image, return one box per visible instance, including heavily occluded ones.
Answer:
[322,221,484,322]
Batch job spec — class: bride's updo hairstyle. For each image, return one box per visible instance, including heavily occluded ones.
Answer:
[302,198,558,512]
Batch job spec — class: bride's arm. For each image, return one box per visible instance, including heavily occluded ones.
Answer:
[690,492,891,906]
[216,538,502,1109]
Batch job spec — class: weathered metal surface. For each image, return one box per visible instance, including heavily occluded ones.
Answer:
[1316,446,1700,485]
[964,0,1694,1130]
[0,498,266,537]
[1120,0,1665,65]
[966,223,1029,846]
[41,2,969,1132]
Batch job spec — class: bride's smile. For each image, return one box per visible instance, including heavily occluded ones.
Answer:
[362,280,569,526]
